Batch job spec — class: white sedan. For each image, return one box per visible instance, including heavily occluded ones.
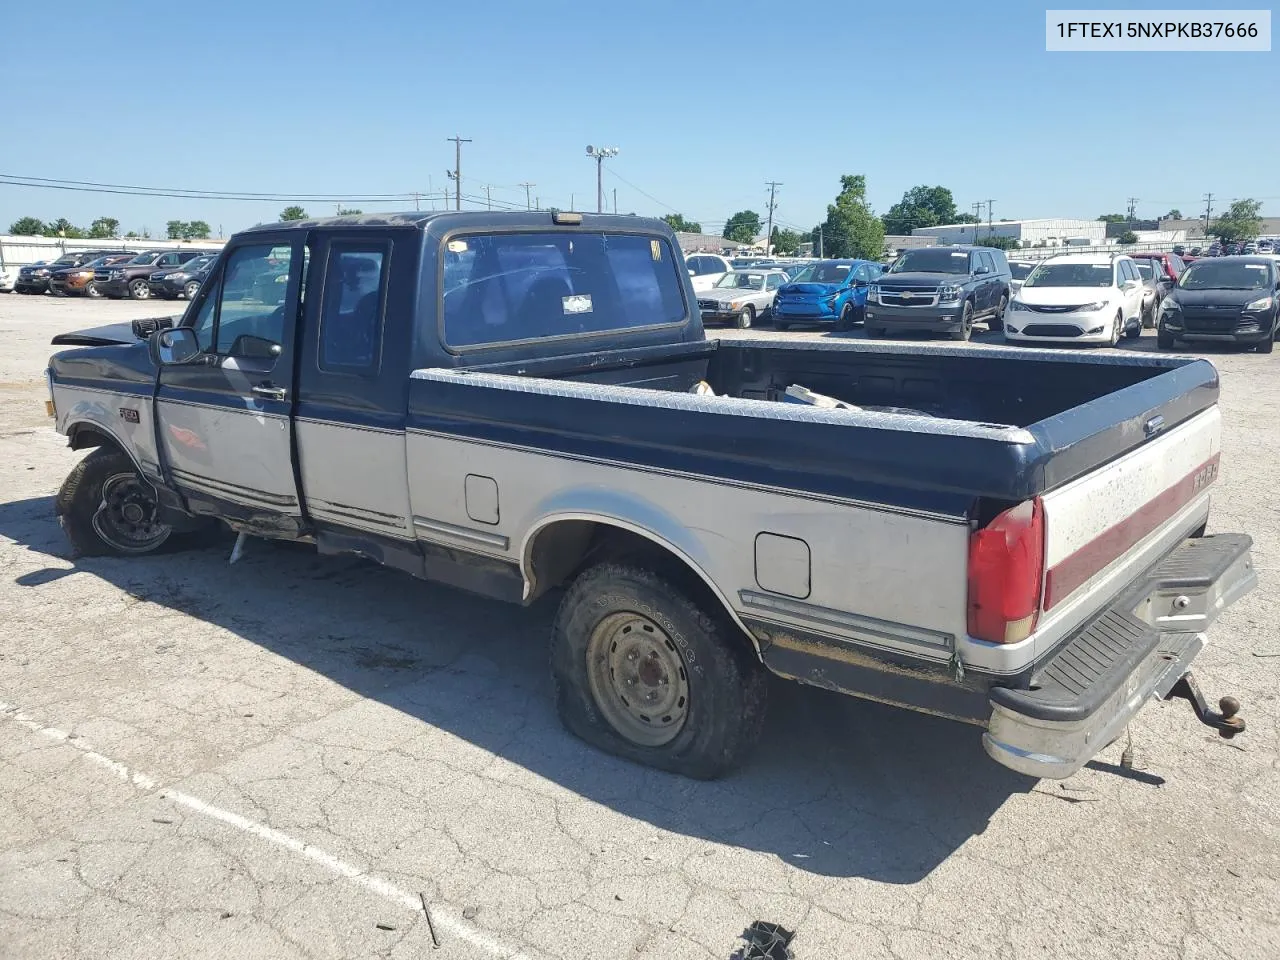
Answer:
[684,253,732,292]
[1003,254,1146,346]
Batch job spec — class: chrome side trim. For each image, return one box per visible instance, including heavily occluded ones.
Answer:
[169,467,297,508]
[739,590,955,662]
[413,515,510,551]
[159,397,288,420]
[310,498,409,531]
[405,427,969,525]
[295,416,401,435]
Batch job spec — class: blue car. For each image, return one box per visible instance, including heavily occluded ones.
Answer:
[772,259,885,331]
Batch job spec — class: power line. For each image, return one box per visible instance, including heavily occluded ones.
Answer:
[605,168,679,214]
[0,172,417,201]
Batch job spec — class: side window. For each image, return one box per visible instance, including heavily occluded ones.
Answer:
[158,253,181,267]
[766,273,783,291]
[689,256,708,276]
[852,263,871,282]
[319,244,387,373]
[214,244,293,356]
[1169,255,1185,274]
[189,280,218,348]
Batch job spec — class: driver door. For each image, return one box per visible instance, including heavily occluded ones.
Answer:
[155,233,305,529]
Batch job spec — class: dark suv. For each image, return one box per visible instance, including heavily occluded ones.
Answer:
[865,246,1012,340]
[94,249,209,300]
[15,250,121,294]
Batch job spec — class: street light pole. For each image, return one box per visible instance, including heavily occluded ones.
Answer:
[585,145,618,213]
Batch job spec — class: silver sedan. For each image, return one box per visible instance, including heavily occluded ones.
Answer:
[695,269,789,329]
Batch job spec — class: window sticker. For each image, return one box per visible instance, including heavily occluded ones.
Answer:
[651,240,662,261]
[563,294,593,314]
[447,240,469,253]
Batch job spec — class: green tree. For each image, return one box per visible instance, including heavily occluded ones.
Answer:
[335,208,362,216]
[1117,230,1139,245]
[183,220,211,239]
[1209,199,1263,242]
[1097,213,1127,223]
[975,235,1020,250]
[1163,209,1183,220]
[279,205,309,222]
[722,210,762,244]
[661,213,702,234]
[8,216,46,235]
[46,218,77,237]
[881,185,962,235]
[125,230,139,238]
[770,226,802,255]
[88,216,120,239]
[166,220,186,240]
[818,175,884,260]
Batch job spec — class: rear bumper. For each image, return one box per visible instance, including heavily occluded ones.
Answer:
[983,533,1255,778]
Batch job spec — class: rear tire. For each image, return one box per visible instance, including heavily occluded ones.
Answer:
[989,295,1007,333]
[550,562,768,779]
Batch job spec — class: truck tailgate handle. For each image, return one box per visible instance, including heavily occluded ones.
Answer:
[1143,415,1165,438]
[252,384,287,401]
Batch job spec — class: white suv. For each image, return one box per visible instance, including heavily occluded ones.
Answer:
[684,253,732,292]
[1004,253,1146,346]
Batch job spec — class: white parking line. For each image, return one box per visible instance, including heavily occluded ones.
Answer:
[0,700,531,960]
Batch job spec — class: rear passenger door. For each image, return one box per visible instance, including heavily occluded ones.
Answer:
[974,251,996,312]
[294,229,419,540]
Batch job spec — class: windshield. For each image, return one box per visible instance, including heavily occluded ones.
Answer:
[1133,260,1155,280]
[792,262,852,284]
[714,272,765,290]
[1009,262,1035,280]
[127,252,158,265]
[890,249,970,274]
[185,256,214,272]
[1024,262,1114,287]
[1180,260,1274,290]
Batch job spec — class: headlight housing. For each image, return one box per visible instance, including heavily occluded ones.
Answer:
[1160,298,1181,312]
[1244,296,1275,312]
[1009,300,1030,312]
[868,285,881,303]
[34,268,49,276]
[938,284,964,302]
[110,270,124,279]
[1078,301,1110,313]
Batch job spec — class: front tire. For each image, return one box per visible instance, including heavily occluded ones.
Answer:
[86,282,103,299]
[834,303,855,332]
[735,306,754,329]
[1255,335,1274,354]
[1157,327,1175,350]
[773,319,790,331]
[550,562,768,779]
[184,280,200,300]
[56,448,172,557]
[1108,311,1122,347]
[129,278,151,300]
[950,301,974,341]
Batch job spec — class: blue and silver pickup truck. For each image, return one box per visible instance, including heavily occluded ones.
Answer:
[43,211,1255,780]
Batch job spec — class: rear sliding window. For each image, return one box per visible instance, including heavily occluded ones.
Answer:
[442,232,688,349]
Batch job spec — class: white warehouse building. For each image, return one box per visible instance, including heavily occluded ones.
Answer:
[910,218,1107,248]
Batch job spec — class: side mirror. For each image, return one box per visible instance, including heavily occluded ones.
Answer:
[229,334,282,361]
[688,268,696,276]
[974,265,991,275]
[851,278,867,288]
[150,327,202,366]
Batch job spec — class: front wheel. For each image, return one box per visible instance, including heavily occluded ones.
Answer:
[550,562,768,779]
[773,319,790,332]
[735,306,754,329]
[866,325,885,338]
[86,282,103,299]
[1108,311,1122,347]
[1255,335,1274,354]
[184,280,200,300]
[834,303,855,332]
[56,448,172,557]
[1157,327,1175,350]
[129,278,151,300]
[950,301,974,341]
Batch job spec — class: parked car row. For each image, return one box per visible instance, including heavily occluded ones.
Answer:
[6,247,219,300]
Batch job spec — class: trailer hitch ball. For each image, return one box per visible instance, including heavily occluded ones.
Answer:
[1165,674,1246,739]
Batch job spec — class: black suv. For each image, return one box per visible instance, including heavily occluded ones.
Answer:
[148,254,218,300]
[15,250,121,294]
[866,246,1013,340]
[94,249,209,300]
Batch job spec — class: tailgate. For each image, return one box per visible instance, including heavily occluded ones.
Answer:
[1032,406,1220,661]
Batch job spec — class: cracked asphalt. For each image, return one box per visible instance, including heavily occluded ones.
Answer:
[1,296,1278,959]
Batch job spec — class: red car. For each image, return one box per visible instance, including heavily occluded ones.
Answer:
[1128,251,1187,282]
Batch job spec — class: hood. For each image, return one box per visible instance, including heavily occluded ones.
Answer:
[697,288,755,303]
[878,271,963,287]
[1017,285,1116,306]
[780,282,843,297]
[50,322,141,346]
[1170,287,1273,308]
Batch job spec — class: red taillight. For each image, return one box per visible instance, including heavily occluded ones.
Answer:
[967,498,1045,644]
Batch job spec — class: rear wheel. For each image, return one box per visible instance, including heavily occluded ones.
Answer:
[735,306,754,329]
[128,278,151,300]
[989,295,1007,333]
[550,562,768,779]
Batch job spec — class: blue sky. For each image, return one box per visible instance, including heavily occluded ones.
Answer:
[1,0,1274,237]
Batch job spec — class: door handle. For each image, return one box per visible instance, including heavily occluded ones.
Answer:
[252,384,287,401]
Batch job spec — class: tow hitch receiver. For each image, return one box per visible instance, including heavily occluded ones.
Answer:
[1165,672,1245,738]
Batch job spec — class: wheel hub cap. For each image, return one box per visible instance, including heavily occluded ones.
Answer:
[92,473,171,552]
[586,612,690,747]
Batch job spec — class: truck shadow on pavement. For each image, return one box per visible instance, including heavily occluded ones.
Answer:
[1,494,1032,883]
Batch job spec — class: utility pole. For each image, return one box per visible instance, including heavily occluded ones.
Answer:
[764,180,781,254]
[484,185,492,211]
[586,145,619,213]
[413,191,420,211]
[1203,193,1215,232]
[971,202,983,237]
[447,136,471,211]
[571,193,575,211]
[816,224,824,258]
[986,199,994,238]
[1126,197,1138,222]
[519,182,534,210]
[613,188,617,215]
